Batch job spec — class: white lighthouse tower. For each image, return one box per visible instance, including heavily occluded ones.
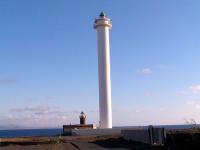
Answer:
[94,12,112,128]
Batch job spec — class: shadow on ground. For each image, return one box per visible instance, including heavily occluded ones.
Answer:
[91,137,166,150]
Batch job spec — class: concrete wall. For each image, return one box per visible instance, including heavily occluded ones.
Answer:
[121,129,150,144]
[121,127,166,145]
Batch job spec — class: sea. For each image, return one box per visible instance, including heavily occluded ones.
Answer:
[0,125,199,138]
[0,128,63,138]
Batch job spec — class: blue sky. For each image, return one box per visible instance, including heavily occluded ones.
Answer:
[0,0,200,128]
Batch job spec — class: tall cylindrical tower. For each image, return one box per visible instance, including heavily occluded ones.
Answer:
[94,12,112,128]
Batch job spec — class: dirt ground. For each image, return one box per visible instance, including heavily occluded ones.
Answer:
[0,142,130,150]
[0,135,165,150]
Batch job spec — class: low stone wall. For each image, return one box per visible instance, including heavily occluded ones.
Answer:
[63,124,96,136]
[63,126,166,145]
[71,128,121,136]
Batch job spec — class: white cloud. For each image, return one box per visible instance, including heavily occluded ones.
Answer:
[186,100,195,105]
[12,105,50,113]
[190,84,200,94]
[0,105,98,128]
[5,105,70,128]
[195,104,200,109]
[178,90,188,95]
[179,84,200,95]
[144,91,152,97]
[186,100,200,110]
[139,68,152,75]
[157,64,167,70]
[135,109,142,113]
